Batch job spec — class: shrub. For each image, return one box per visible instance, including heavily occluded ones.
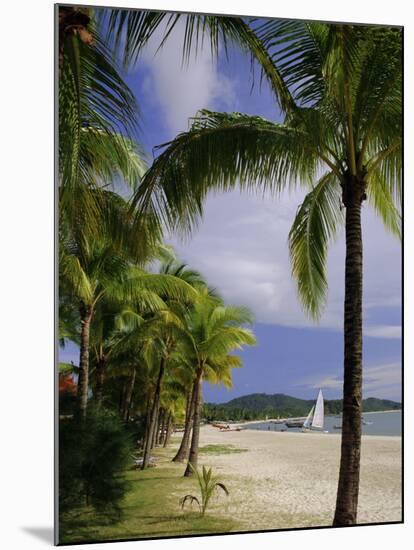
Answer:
[59,407,133,516]
[180,465,229,516]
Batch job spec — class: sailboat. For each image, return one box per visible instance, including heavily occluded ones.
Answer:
[302,389,325,431]
[285,389,325,431]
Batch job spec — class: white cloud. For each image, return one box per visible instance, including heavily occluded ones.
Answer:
[363,362,402,400]
[364,325,402,339]
[168,188,401,334]
[304,362,401,401]
[138,22,236,135]
[310,376,343,390]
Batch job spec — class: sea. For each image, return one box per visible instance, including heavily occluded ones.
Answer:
[245,410,402,437]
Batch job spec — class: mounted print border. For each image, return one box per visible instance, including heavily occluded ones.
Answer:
[55,2,403,545]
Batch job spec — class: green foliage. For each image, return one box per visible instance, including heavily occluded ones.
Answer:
[100,9,289,111]
[59,464,236,544]
[289,171,343,318]
[58,362,77,374]
[59,408,133,516]
[199,444,248,455]
[180,464,229,516]
[134,23,402,318]
[134,110,322,235]
[203,393,401,420]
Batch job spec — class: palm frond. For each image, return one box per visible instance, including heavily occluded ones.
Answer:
[179,494,201,512]
[133,109,322,234]
[353,27,402,157]
[60,252,94,304]
[367,170,401,240]
[214,482,229,496]
[289,171,343,318]
[254,19,329,107]
[100,10,295,111]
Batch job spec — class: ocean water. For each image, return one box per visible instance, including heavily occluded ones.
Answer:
[245,410,402,437]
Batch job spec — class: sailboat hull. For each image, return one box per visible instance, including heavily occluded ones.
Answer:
[285,421,304,428]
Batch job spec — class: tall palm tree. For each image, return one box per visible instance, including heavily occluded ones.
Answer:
[171,358,197,463]
[59,5,294,244]
[175,296,256,477]
[133,22,402,523]
[138,263,207,468]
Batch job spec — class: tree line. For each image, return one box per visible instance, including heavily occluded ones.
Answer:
[203,396,401,422]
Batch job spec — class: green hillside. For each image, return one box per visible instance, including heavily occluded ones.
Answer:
[203,393,401,421]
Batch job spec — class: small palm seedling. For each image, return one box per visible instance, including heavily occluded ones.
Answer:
[180,464,229,516]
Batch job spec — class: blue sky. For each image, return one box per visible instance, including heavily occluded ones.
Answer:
[60,14,402,403]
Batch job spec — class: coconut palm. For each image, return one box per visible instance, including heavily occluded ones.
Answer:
[133,22,401,523]
[88,294,148,408]
[60,227,197,417]
[177,297,256,477]
[59,4,284,226]
[58,4,152,257]
[171,361,197,463]
[138,263,208,468]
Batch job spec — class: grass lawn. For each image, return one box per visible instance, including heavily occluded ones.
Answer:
[199,444,248,455]
[59,445,241,544]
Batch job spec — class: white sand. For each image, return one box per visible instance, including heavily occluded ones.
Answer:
[172,426,402,530]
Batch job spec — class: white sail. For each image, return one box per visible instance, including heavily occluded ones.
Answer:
[311,389,324,429]
[303,405,315,429]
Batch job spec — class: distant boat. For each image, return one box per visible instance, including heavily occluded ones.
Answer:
[303,389,325,431]
[285,389,325,431]
[285,419,304,428]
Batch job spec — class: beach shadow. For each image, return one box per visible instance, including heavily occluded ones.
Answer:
[21,526,54,544]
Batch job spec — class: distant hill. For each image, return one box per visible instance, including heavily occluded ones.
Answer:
[203,393,401,421]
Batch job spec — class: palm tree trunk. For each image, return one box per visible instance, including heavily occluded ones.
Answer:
[163,413,173,447]
[119,380,128,416]
[77,304,93,417]
[141,357,166,469]
[122,368,137,421]
[142,396,152,450]
[95,357,105,407]
[151,406,160,449]
[172,385,195,462]
[184,370,203,477]
[333,179,365,525]
[118,383,126,415]
[157,408,165,446]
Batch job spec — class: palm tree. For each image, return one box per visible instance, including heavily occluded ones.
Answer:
[172,362,197,463]
[60,225,197,417]
[138,263,207,468]
[177,296,256,477]
[59,5,295,247]
[58,6,141,170]
[133,22,402,523]
[88,294,147,408]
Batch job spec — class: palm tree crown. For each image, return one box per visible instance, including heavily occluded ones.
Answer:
[134,22,401,317]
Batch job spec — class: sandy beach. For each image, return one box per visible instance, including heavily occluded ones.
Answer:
[170,425,402,531]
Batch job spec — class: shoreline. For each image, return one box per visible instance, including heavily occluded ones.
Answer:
[211,408,402,429]
[190,425,402,529]
[362,409,401,414]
